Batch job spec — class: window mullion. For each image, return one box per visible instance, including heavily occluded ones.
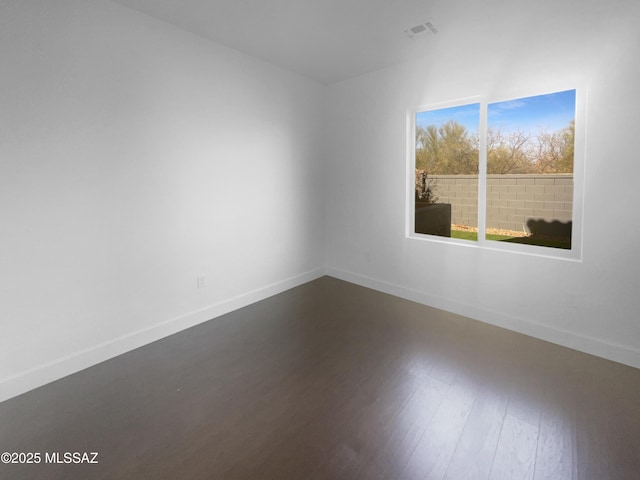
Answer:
[477,101,488,245]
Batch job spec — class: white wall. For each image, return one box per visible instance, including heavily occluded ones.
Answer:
[325,0,640,367]
[2,0,639,404]
[0,0,326,401]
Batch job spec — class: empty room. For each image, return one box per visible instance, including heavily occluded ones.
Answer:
[1,0,639,479]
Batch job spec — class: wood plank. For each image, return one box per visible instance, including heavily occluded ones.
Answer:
[364,374,450,479]
[534,404,576,480]
[489,413,539,480]
[402,376,479,480]
[1,277,640,480]
[445,387,509,480]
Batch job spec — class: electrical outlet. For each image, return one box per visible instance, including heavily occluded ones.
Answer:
[197,276,206,289]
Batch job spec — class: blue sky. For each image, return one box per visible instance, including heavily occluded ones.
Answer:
[416,103,480,134]
[488,90,575,133]
[416,90,575,136]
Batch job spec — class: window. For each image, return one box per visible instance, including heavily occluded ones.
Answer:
[408,89,583,259]
[415,103,480,239]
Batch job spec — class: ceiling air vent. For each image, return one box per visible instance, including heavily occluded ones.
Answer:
[404,22,438,39]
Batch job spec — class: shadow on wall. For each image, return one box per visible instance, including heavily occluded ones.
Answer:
[527,219,572,238]
[502,219,572,250]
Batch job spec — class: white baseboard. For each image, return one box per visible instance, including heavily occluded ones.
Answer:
[4,265,637,404]
[0,268,325,403]
[325,266,640,370]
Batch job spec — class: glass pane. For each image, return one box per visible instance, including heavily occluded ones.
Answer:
[415,103,480,240]
[486,90,575,249]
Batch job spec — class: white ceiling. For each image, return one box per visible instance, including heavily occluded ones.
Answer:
[109,0,464,84]
[109,0,623,85]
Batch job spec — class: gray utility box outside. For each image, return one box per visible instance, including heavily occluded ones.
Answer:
[415,203,451,237]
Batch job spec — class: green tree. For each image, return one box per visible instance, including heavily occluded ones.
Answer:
[487,128,532,174]
[416,121,478,174]
[418,119,574,175]
[438,121,479,174]
[416,125,440,171]
[531,120,575,173]
[558,120,575,173]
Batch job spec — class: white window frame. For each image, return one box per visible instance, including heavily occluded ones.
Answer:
[406,86,586,261]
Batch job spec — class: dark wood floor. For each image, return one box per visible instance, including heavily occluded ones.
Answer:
[1,277,639,479]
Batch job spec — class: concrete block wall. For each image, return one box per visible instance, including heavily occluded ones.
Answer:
[431,174,573,232]
[429,175,479,228]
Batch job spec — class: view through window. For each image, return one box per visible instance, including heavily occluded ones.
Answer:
[413,90,576,251]
[415,103,480,239]
[486,90,575,249]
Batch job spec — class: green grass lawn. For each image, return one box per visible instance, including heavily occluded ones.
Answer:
[451,230,512,242]
[451,229,571,249]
